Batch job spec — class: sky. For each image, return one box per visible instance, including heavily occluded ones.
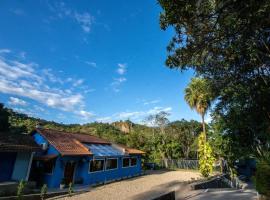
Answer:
[0,0,202,124]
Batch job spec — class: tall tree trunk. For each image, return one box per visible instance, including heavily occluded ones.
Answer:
[202,114,206,134]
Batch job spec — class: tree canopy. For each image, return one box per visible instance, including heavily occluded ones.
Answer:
[159,0,270,160]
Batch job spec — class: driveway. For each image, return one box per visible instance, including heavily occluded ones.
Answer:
[60,170,257,200]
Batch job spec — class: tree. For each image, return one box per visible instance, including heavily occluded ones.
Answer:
[184,78,213,134]
[169,119,202,159]
[159,0,270,162]
[0,103,10,131]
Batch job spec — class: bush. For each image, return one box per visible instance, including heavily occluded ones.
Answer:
[255,160,270,197]
[17,180,25,200]
[40,184,47,200]
[198,132,214,177]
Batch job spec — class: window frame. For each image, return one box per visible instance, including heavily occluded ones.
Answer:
[130,157,137,167]
[122,157,130,168]
[89,158,105,173]
[43,160,55,175]
[105,158,118,171]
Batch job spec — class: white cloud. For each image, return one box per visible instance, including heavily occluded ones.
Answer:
[117,63,127,75]
[8,97,27,106]
[76,110,94,120]
[96,106,172,124]
[0,49,11,54]
[85,61,97,68]
[73,79,84,87]
[0,51,93,121]
[48,2,94,33]
[74,12,94,33]
[95,116,112,123]
[143,99,161,105]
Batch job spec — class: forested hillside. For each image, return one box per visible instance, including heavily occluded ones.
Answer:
[1,103,206,162]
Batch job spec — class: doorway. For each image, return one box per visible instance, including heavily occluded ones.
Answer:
[64,162,76,185]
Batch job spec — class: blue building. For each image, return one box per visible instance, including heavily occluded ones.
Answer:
[0,132,40,182]
[30,128,144,188]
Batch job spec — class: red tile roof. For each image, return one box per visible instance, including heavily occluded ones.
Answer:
[35,128,144,156]
[36,129,92,156]
[115,144,145,155]
[0,132,41,152]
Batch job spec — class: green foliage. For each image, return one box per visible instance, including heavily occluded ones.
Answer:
[198,132,214,177]
[68,182,73,196]
[184,78,213,134]
[0,103,10,131]
[255,161,270,197]
[40,184,47,200]
[17,180,25,200]
[159,0,270,162]
[2,104,207,165]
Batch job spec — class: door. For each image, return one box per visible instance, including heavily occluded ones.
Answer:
[0,152,17,182]
[64,162,76,184]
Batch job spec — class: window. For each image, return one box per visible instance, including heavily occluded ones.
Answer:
[106,158,118,170]
[89,159,104,172]
[44,160,54,174]
[122,158,130,167]
[130,157,137,166]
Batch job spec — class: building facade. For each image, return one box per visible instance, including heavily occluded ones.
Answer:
[0,133,40,182]
[30,128,144,188]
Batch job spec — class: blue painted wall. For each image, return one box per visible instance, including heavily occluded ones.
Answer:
[32,132,142,188]
[0,152,17,182]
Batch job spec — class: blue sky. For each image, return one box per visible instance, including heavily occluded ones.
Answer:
[0,0,202,124]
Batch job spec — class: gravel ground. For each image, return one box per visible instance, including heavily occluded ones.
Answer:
[64,170,202,200]
[58,170,257,200]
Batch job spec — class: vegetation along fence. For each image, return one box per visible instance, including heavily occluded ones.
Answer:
[159,159,199,170]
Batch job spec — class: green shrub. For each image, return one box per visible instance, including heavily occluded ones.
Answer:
[255,160,270,197]
[17,180,25,200]
[198,132,215,177]
[68,182,74,197]
[40,184,47,200]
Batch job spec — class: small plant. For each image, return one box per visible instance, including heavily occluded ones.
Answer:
[17,180,25,200]
[68,182,73,197]
[198,132,215,177]
[40,184,47,200]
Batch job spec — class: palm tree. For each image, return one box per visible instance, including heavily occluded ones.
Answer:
[184,78,213,134]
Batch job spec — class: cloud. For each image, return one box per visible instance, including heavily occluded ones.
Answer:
[73,79,84,87]
[95,116,112,123]
[0,51,93,121]
[76,110,94,121]
[0,49,11,54]
[74,12,94,33]
[8,97,27,106]
[111,77,127,92]
[48,2,94,33]
[96,106,172,124]
[117,63,127,75]
[85,61,97,68]
[110,63,128,92]
[143,99,161,105]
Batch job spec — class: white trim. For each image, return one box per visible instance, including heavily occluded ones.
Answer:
[122,157,130,168]
[88,158,105,174]
[25,152,34,181]
[105,158,118,171]
[130,156,137,167]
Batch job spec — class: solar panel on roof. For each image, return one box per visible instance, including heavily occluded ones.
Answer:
[84,144,124,157]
